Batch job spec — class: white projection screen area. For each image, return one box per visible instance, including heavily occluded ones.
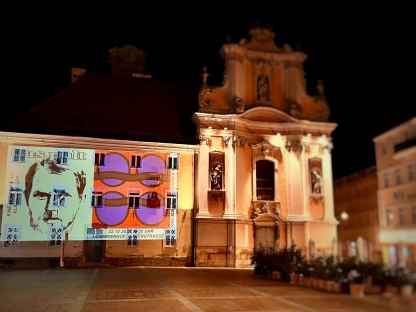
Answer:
[1,146,94,242]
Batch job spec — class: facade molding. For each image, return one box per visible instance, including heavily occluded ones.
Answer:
[0,131,197,153]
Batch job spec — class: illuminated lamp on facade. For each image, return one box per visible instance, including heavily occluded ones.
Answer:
[340,211,349,220]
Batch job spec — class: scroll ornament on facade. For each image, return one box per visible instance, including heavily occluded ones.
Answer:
[199,135,212,145]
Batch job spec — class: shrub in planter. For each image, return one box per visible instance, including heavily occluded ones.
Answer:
[252,248,267,275]
[393,268,414,297]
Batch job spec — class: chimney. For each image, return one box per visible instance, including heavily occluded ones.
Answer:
[71,67,86,83]
[108,45,149,78]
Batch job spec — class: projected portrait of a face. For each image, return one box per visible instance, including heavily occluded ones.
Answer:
[24,159,86,234]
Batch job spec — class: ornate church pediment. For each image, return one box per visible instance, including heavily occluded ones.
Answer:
[240,107,298,123]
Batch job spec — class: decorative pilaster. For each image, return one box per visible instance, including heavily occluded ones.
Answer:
[300,141,309,219]
[222,135,233,147]
[234,136,247,149]
[223,135,247,149]
[197,137,210,218]
[285,138,302,153]
[321,143,336,221]
[285,136,303,217]
[223,134,236,218]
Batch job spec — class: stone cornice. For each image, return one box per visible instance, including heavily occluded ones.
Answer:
[221,44,307,65]
[193,109,337,136]
[285,215,310,222]
[373,117,415,143]
[0,131,197,153]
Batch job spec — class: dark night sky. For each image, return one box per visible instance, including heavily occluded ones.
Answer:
[3,5,416,179]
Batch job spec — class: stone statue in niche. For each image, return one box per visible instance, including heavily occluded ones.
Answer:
[233,96,245,113]
[311,170,322,194]
[257,74,270,102]
[210,164,223,190]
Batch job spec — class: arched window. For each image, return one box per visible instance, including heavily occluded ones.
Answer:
[256,160,274,200]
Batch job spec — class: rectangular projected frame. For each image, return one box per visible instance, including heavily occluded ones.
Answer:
[1,146,95,241]
[1,146,177,242]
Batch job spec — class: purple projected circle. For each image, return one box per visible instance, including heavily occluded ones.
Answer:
[100,153,129,186]
[139,155,166,187]
[95,192,128,226]
[135,192,166,225]
[135,207,167,225]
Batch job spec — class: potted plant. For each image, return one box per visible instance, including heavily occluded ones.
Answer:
[288,245,303,285]
[252,248,266,275]
[300,261,313,287]
[324,257,343,293]
[394,268,414,298]
[346,260,368,297]
[365,263,383,295]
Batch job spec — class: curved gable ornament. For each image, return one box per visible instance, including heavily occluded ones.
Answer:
[240,107,298,123]
[252,140,282,161]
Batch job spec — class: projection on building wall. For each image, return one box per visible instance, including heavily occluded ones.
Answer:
[1,146,94,242]
[1,147,178,243]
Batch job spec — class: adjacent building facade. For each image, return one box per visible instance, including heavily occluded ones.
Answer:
[334,167,380,262]
[374,117,416,269]
[0,26,338,267]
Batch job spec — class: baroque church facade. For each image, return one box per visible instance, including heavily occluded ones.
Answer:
[0,27,337,267]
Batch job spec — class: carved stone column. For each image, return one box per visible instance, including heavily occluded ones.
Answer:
[223,135,236,218]
[197,135,211,217]
[285,137,303,217]
[300,142,310,218]
[300,142,311,247]
[321,143,335,221]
